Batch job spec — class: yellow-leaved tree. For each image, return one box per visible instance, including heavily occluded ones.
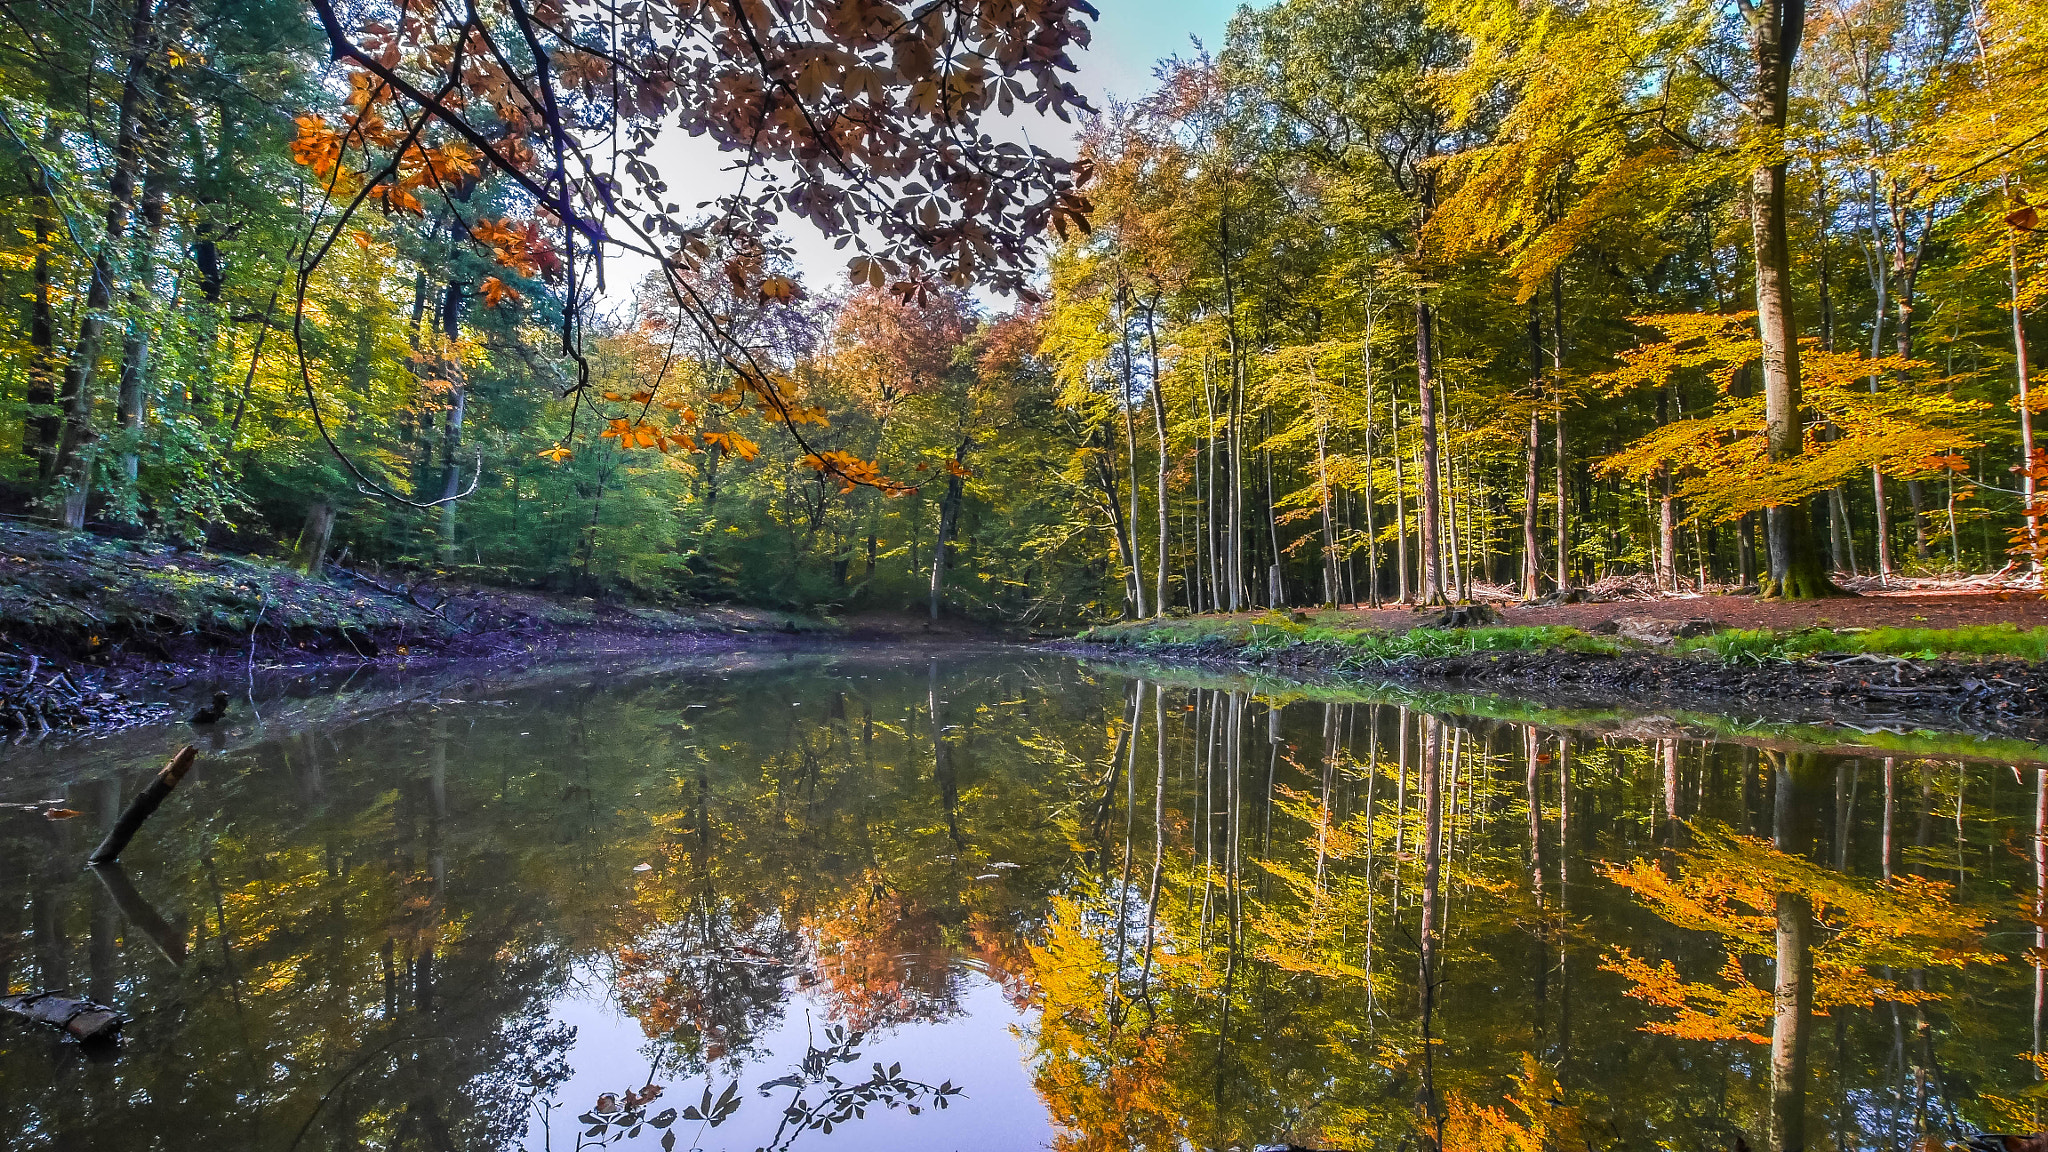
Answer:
[1595,314,1988,525]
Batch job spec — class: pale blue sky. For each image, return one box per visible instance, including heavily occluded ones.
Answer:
[1079,0,1241,106]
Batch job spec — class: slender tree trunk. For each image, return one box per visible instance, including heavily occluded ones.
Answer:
[1314,371,1340,606]
[1552,272,1571,591]
[1393,394,1411,604]
[1146,302,1170,613]
[1416,300,1444,604]
[2013,234,2038,565]
[1656,385,1677,590]
[1116,287,1147,617]
[1229,353,1246,610]
[1523,305,1543,599]
[436,282,466,564]
[1220,201,1247,612]
[929,438,971,619]
[1906,480,1931,562]
[1866,255,1897,578]
[1362,372,1382,606]
[1738,512,1758,585]
[1263,408,1283,607]
[117,147,172,485]
[1203,353,1220,612]
[23,124,62,478]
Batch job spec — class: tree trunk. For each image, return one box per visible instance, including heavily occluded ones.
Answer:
[1523,305,1543,600]
[436,282,465,564]
[1229,353,1246,611]
[117,146,173,485]
[295,502,336,575]
[23,124,62,478]
[1146,302,1170,613]
[1738,512,1758,586]
[1392,394,1411,604]
[1263,409,1284,608]
[1362,374,1382,606]
[1416,300,1444,604]
[929,438,970,620]
[1747,0,1831,598]
[1116,286,1147,617]
[1202,353,1220,611]
[2011,232,2037,564]
[1906,479,1930,562]
[1655,384,1678,590]
[1827,483,1857,575]
[1552,272,1571,591]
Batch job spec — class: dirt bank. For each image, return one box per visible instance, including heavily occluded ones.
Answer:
[1061,589,2048,739]
[0,520,837,736]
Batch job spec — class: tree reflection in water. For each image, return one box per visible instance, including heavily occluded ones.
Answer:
[1,652,2044,1151]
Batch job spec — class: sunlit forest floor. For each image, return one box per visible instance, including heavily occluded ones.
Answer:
[1304,586,2048,635]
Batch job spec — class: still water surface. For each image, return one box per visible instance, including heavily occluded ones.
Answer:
[2,646,2045,1151]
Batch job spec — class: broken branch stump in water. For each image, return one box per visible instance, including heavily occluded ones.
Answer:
[87,745,199,866]
[1,992,127,1044]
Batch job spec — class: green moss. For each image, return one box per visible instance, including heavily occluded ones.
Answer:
[1680,623,2048,664]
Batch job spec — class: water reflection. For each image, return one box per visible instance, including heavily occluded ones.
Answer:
[1,650,2044,1151]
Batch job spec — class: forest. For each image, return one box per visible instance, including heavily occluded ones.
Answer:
[0,0,2043,622]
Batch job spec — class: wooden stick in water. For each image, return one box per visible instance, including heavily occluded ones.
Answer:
[87,745,199,866]
[90,863,187,965]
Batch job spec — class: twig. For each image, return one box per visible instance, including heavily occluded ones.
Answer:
[247,587,269,699]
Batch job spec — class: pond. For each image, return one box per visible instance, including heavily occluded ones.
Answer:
[2,645,2044,1151]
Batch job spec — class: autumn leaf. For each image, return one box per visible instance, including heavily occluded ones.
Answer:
[480,277,523,309]
[538,445,573,463]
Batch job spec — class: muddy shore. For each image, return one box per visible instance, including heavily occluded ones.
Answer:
[1054,634,2048,741]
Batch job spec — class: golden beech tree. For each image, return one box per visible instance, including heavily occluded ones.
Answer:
[1595,314,1987,526]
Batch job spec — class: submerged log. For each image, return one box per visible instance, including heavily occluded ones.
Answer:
[87,745,199,866]
[1,991,126,1044]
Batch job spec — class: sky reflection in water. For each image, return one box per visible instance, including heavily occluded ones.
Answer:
[2,648,2045,1151]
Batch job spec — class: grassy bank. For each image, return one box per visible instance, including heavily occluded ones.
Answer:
[1077,611,2048,668]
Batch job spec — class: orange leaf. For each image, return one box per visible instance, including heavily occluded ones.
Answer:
[480,276,523,309]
